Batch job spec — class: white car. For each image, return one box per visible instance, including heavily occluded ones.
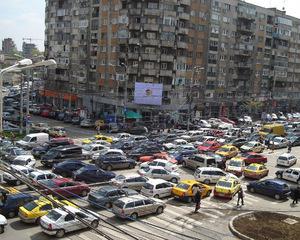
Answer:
[240,141,265,153]
[140,159,178,172]
[92,140,111,147]
[28,171,58,186]
[112,133,132,143]
[138,166,180,183]
[276,168,300,184]
[199,120,212,128]
[141,179,174,198]
[3,165,34,186]
[10,155,36,168]
[0,214,7,234]
[277,153,297,167]
[270,137,289,149]
[193,136,216,147]
[194,167,236,184]
[163,139,189,150]
[82,144,110,159]
[40,206,100,238]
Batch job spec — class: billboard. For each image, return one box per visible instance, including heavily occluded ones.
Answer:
[134,82,163,106]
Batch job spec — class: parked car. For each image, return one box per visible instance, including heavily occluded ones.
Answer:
[127,145,163,160]
[182,154,218,170]
[9,156,36,168]
[247,179,291,200]
[243,164,269,179]
[40,206,100,238]
[198,141,222,152]
[276,168,300,184]
[73,165,116,183]
[240,141,265,153]
[213,176,241,199]
[38,178,90,197]
[215,145,239,159]
[80,119,95,128]
[28,171,58,187]
[225,157,245,177]
[52,160,87,178]
[240,152,267,165]
[92,148,124,162]
[0,214,7,234]
[3,166,34,186]
[112,133,132,143]
[82,144,110,160]
[141,179,174,198]
[269,137,289,149]
[110,174,148,191]
[112,195,165,220]
[229,138,248,148]
[88,186,138,209]
[194,167,231,184]
[3,147,34,163]
[138,166,180,183]
[48,126,67,138]
[277,153,297,167]
[140,159,178,172]
[95,155,136,171]
[16,133,50,150]
[31,122,50,133]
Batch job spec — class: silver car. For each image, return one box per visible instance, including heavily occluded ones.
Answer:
[110,174,148,191]
[112,195,166,220]
[138,166,180,183]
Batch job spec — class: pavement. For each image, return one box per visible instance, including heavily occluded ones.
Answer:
[1,116,300,240]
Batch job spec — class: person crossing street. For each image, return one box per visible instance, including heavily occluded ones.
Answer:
[237,188,244,206]
[193,185,202,213]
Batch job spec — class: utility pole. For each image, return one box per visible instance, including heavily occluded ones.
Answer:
[20,75,24,134]
[25,70,31,134]
[120,63,127,125]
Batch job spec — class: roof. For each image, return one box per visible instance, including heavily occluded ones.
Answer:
[179,179,199,185]
[146,179,169,185]
[27,133,49,137]
[247,163,264,167]
[52,178,73,184]
[263,179,287,185]
[218,176,239,182]
[117,195,147,203]
[279,153,295,157]
[196,167,223,171]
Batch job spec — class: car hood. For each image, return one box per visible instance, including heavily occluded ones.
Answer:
[14,155,34,160]
[32,146,47,151]
[16,140,27,145]
[0,214,7,224]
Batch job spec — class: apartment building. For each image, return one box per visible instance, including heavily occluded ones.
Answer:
[1,38,17,55]
[44,0,300,119]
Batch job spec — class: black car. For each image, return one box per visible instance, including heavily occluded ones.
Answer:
[127,145,163,160]
[289,136,300,146]
[73,165,116,183]
[230,138,247,148]
[111,141,135,152]
[31,138,74,158]
[95,155,136,171]
[126,125,148,135]
[88,186,138,209]
[52,160,87,177]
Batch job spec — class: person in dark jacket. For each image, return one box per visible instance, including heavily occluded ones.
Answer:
[237,188,244,206]
[292,187,299,204]
[193,185,202,213]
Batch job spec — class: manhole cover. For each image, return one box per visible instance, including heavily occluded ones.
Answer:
[283,218,298,225]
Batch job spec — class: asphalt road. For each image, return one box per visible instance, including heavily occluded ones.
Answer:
[2,116,300,240]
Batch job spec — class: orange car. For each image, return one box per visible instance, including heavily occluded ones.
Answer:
[139,152,177,164]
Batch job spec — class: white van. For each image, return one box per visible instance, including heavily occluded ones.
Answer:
[16,133,49,150]
[277,153,297,167]
[141,179,174,198]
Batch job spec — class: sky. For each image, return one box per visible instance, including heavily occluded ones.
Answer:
[0,0,300,52]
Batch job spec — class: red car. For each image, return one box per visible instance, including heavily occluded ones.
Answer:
[38,178,90,197]
[139,152,177,164]
[198,141,222,152]
[220,117,236,125]
[240,152,267,165]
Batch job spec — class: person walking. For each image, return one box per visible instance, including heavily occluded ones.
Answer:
[193,185,202,213]
[292,187,299,204]
[287,141,292,153]
[237,188,244,206]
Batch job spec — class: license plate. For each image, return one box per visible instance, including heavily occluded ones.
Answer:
[218,193,225,196]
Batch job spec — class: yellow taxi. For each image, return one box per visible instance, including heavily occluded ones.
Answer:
[243,163,269,180]
[225,157,245,177]
[82,134,113,144]
[171,180,212,202]
[215,144,239,159]
[18,197,76,223]
[0,186,19,194]
[213,176,241,199]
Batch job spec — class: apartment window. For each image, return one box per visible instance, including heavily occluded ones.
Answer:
[163,17,176,26]
[223,17,230,23]
[211,14,220,22]
[211,26,219,34]
[144,62,155,69]
[176,63,186,71]
[213,1,219,7]
[133,46,139,53]
[220,55,226,61]
[258,36,264,43]
[161,32,175,41]
[146,32,156,39]
[134,17,141,23]
[224,3,231,10]
[259,13,266,20]
[259,25,264,31]
[145,47,155,54]
[222,29,229,36]
[148,17,157,24]
[148,2,158,9]
[132,61,138,67]
[161,63,168,69]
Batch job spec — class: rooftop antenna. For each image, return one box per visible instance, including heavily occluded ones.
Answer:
[282,0,286,11]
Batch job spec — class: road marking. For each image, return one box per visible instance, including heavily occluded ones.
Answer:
[77,234,94,240]
[164,207,210,225]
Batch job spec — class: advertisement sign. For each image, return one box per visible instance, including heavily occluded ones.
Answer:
[134,82,163,105]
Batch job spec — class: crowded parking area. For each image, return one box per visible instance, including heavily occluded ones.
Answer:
[1,111,300,240]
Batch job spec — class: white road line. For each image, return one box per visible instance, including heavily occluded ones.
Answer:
[77,234,94,240]
[164,208,208,226]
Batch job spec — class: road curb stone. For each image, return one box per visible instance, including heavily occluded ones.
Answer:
[228,211,254,240]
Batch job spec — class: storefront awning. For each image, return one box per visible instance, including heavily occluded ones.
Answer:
[125,110,142,119]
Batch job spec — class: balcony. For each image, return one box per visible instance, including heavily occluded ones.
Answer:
[237,25,254,35]
[237,63,252,68]
[237,11,256,21]
[272,33,290,41]
[162,26,176,33]
[143,24,159,31]
[161,54,174,62]
[179,12,190,20]
[128,53,139,59]
[128,67,138,74]
[141,69,157,75]
[141,53,157,61]
[129,38,140,45]
[161,40,174,47]
[180,0,191,5]
[129,9,141,15]
[178,27,189,35]
[235,50,252,56]
[144,8,160,16]
[177,41,188,49]
[160,70,173,77]
[143,39,159,46]
[129,23,141,31]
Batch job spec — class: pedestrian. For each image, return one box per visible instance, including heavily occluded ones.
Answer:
[287,141,292,153]
[192,185,202,213]
[292,187,299,204]
[11,132,16,145]
[237,188,244,206]
[265,138,270,149]
[251,126,254,133]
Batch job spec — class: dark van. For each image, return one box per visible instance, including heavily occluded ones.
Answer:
[40,145,83,167]
[0,193,34,218]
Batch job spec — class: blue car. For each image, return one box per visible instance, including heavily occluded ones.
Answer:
[52,160,87,177]
[247,179,291,200]
[72,164,116,183]
[0,193,34,218]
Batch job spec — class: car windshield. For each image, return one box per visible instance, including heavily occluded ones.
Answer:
[202,142,213,147]
[12,160,27,166]
[273,138,282,143]
[15,149,27,155]
[176,183,190,190]
[95,188,108,196]
[245,142,255,147]
[40,180,57,188]
[228,161,242,167]
[261,128,272,133]
[143,183,154,190]
[114,200,125,209]
[75,167,85,175]
[45,149,58,156]
[46,210,62,221]
[83,145,93,151]
[143,167,151,172]
[23,136,31,142]
[247,165,258,171]
[23,201,38,211]
[217,181,232,188]
[219,147,230,152]
[278,156,287,160]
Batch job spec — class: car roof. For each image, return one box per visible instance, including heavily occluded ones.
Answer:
[180,180,199,185]
[247,163,264,167]
[146,179,169,185]
[97,185,117,192]
[263,179,287,185]
[279,153,295,157]
[286,168,300,171]
[149,166,167,170]
[52,178,73,184]
[152,159,169,163]
[117,195,148,203]
[197,167,223,171]
[30,170,51,176]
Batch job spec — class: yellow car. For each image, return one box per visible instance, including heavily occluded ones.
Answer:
[213,176,241,199]
[215,144,239,159]
[0,186,19,195]
[243,163,269,179]
[172,180,212,202]
[82,134,113,144]
[18,197,76,223]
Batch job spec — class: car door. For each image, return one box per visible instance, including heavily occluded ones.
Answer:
[150,169,161,179]
[64,213,80,232]
[134,200,147,216]
[160,182,173,197]
[160,169,171,181]
[143,199,156,215]
[282,169,293,181]
[107,190,120,203]
[291,170,300,183]
[213,171,226,183]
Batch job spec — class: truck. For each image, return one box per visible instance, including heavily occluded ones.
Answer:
[259,124,285,138]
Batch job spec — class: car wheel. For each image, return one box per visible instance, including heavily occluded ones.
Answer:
[8,211,16,218]
[130,212,138,220]
[206,190,212,197]
[15,180,21,186]
[249,187,255,193]
[91,220,99,228]
[171,178,178,183]
[274,194,281,200]
[35,217,41,224]
[156,206,164,214]
[0,225,4,234]
[186,196,192,203]
[182,161,187,167]
[106,165,112,171]
[276,174,282,179]
[154,194,159,198]
[55,229,65,238]
[203,179,210,185]
[81,190,88,197]
[105,202,112,209]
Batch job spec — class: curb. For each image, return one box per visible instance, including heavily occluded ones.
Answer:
[228,212,254,240]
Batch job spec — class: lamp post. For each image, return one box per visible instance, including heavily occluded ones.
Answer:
[120,63,127,124]
[187,66,204,131]
[0,59,33,133]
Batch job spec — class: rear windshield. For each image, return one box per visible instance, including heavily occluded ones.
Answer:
[278,156,287,160]
[114,200,125,209]
[216,181,232,188]
[46,210,62,221]
[176,183,190,190]
[23,201,38,211]
[143,183,154,190]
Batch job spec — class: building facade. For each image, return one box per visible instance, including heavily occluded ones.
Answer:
[44,0,300,120]
[1,38,16,55]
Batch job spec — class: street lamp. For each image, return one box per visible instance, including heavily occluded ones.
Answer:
[120,62,127,124]
[0,59,33,133]
[187,66,205,131]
